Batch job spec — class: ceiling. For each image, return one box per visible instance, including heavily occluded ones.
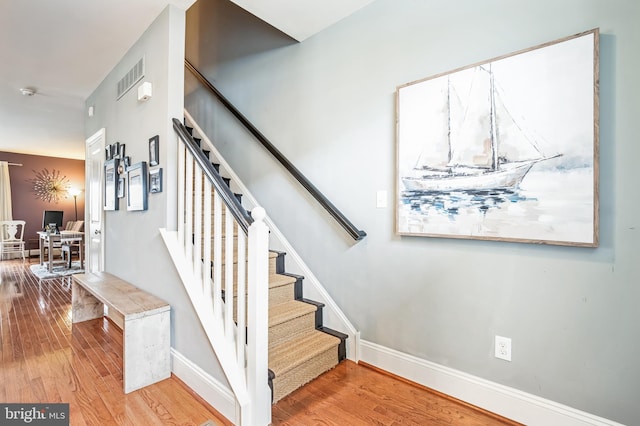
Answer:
[0,0,374,161]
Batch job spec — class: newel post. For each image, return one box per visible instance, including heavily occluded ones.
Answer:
[245,207,271,425]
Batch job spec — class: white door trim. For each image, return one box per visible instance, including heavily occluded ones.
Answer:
[85,128,105,273]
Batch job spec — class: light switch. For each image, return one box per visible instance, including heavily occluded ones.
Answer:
[376,190,387,208]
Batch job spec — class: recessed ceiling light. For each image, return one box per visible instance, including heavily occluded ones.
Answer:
[19,87,36,96]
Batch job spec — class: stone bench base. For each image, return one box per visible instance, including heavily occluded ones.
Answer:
[72,272,170,393]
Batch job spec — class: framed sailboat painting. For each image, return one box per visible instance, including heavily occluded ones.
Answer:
[396,29,599,247]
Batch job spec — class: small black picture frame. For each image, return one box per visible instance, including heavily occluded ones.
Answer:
[127,161,148,211]
[117,177,125,198]
[149,135,159,166]
[149,168,163,193]
[112,142,120,159]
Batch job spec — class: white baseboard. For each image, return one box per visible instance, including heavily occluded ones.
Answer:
[171,341,622,426]
[359,340,623,426]
[171,349,236,424]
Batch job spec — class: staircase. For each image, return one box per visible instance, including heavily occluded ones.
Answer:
[165,117,347,423]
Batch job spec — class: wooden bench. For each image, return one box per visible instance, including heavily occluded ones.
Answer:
[71,272,171,393]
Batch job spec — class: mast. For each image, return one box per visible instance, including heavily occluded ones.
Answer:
[489,64,499,171]
[446,76,452,165]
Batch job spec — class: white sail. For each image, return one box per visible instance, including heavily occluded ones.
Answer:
[449,66,494,169]
[401,76,451,171]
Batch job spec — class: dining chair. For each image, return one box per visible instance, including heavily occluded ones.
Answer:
[60,220,84,268]
[0,220,26,262]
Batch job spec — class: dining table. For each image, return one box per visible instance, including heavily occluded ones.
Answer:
[37,230,84,273]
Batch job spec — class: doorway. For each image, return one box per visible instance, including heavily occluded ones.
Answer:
[85,129,105,273]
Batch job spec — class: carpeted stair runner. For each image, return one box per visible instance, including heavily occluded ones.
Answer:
[264,254,344,403]
[269,330,341,403]
[266,273,296,306]
[269,299,317,349]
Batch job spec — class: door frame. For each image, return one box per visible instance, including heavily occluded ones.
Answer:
[85,128,105,272]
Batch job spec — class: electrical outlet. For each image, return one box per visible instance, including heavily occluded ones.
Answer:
[495,335,512,361]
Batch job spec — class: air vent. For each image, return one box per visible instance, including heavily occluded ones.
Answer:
[117,57,145,100]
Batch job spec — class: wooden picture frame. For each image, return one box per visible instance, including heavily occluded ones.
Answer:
[149,168,163,193]
[396,29,599,247]
[127,161,148,211]
[104,159,119,211]
[149,135,159,166]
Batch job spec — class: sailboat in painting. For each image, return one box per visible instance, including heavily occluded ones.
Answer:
[401,64,561,192]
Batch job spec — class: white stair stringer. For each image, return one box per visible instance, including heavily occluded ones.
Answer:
[161,228,258,425]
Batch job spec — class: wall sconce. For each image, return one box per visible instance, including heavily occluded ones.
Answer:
[138,82,152,102]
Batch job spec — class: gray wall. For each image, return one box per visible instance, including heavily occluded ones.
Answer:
[185,0,640,424]
[84,5,229,388]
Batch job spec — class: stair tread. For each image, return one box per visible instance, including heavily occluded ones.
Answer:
[268,273,296,289]
[269,300,316,327]
[208,248,278,265]
[229,273,294,298]
[269,330,340,376]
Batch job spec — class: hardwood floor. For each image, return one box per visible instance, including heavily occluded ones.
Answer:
[273,361,520,426]
[1,259,519,425]
[0,259,229,426]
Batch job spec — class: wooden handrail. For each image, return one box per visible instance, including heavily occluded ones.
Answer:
[185,59,366,241]
[172,118,253,235]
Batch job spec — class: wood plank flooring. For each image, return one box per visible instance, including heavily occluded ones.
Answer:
[272,361,521,426]
[0,259,229,426]
[1,259,519,425]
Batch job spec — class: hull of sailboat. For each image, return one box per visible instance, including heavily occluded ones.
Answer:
[402,161,536,192]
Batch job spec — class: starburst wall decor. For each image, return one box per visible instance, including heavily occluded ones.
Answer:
[28,168,70,203]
